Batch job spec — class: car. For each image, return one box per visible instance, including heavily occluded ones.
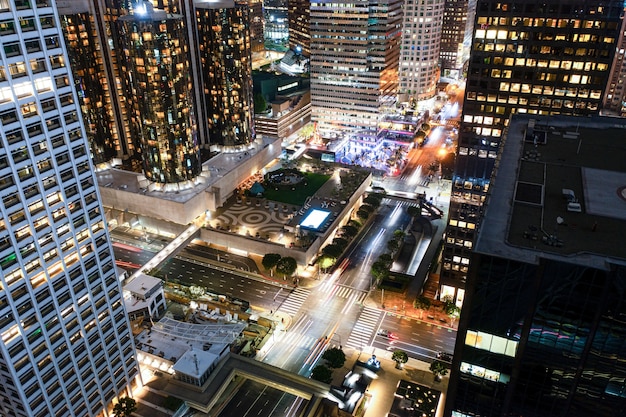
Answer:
[377,330,399,340]
[437,351,453,362]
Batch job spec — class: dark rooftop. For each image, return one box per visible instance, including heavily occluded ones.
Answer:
[475,114,626,270]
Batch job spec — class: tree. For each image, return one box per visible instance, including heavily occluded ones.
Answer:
[262,253,282,276]
[392,350,408,369]
[310,364,333,383]
[430,360,449,382]
[378,253,393,268]
[393,230,406,241]
[356,208,370,221]
[386,239,400,253]
[253,93,267,114]
[318,255,336,272]
[112,397,137,417]
[371,260,390,283]
[413,295,432,319]
[359,203,375,214]
[276,257,297,277]
[322,347,346,369]
[348,219,362,229]
[321,243,343,260]
[363,194,382,207]
[332,237,349,248]
[339,224,359,239]
[441,296,461,324]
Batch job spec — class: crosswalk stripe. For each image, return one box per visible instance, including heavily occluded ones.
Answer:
[276,288,310,317]
[345,307,384,349]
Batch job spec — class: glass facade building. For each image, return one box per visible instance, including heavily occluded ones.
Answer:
[117,3,200,183]
[446,114,626,417]
[439,0,622,306]
[58,2,120,166]
[195,0,255,149]
[288,0,310,57]
[0,1,138,415]
[439,0,476,78]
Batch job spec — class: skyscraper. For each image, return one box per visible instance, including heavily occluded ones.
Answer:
[288,0,310,56]
[439,0,622,306]
[445,114,626,417]
[0,1,138,416]
[117,2,201,183]
[439,0,476,79]
[398,0,445,103]
[57,0,120,166]
[194,0,255,149]
[310,0,403,136]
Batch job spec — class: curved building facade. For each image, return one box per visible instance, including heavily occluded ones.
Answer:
[117,3,200,183]
[195,0,255,149]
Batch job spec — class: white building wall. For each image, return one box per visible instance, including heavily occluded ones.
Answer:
[399,0,445,102]
[0,1,138,416]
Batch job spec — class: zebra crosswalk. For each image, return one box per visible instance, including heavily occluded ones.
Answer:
[327,284,368,304]
[344,307,384,350]
[276,287,310,317]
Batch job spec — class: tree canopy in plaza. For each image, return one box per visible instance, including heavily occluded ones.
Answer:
[276,256,297,277]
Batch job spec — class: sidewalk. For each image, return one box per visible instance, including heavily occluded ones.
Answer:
[365,287,458,331]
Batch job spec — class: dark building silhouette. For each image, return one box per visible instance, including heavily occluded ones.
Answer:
[288,0,310,57]
[439,0,476,79]
[439,0,622,306]
[445,114,626,417]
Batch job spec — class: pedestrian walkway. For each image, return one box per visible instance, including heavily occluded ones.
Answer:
[328,284,368,304]
[275,287,310,317]
[344,306,384,351]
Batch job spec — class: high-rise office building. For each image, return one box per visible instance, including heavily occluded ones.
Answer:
[61,0,257,161]
[117,2,201,184]
[439,0,622,305]
[243,0,265,54]
[310,0,403,136]
[264,0,289,46]
[439,0,476,79]
[194,0,255,149]
[288,0,310,56]
[57,0,120,166]
[0,1,138,416]
[603,12,626,117]
[445,114,626,417]
[398,0,445,103]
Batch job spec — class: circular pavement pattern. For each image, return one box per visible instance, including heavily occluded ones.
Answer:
[241,212,269,225]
